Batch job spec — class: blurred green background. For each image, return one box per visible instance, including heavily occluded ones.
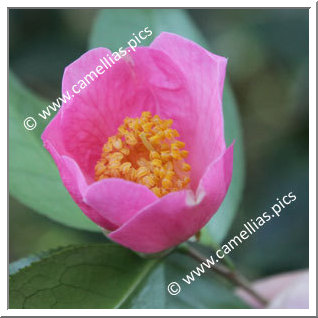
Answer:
[9,9,308,280]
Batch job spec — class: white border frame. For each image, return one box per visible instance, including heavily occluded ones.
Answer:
[3,1,316,316]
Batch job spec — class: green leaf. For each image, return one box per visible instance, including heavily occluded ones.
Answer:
[9,244,160,309]
[89,9,245,243]
[9,72,98,232]
[10,244,248,309]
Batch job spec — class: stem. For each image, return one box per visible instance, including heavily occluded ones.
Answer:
[197,229,235,270]
[184,244,268,307]
[207,239,236,270]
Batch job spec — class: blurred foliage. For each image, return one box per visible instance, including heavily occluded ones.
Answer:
[189,9,308,278]
[9,197,105,262]
[9,8,308,285]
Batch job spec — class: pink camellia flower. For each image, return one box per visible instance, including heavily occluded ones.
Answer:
[42,32,234,254]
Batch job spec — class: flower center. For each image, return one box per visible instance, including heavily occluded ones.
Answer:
[95,111,191,197]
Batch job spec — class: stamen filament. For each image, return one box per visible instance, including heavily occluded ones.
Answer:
[139,132,155,152]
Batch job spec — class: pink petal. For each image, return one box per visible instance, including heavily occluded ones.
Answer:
[42,125,117,231]
[236,269,309,309]
[151,32,228,188]
[41,110,66,156]
[268,271,309,309]
[108,144,234,253]
[58,46,190,182]
[84,179,158,227]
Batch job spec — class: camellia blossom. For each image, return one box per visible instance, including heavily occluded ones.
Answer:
[42,32,234,254]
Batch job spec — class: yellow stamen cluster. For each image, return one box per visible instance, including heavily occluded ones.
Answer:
[95,111,191,197]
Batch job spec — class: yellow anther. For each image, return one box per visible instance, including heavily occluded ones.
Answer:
[125,133,137,145]
[174,141,185,148]
[108,161,121,169]
[118,126,127,136]
[160,151,171,161]
[137,157,148,167]
[103,141,113,152]
[182,163,191,172]
[180,150,189,158]
[136,166,149,179]
[164,129,176,139]
[151,187,161,197]
[161,144,170,151]
[162,178,172,189]
[110,169,120,178]
[129,120,141,131]
[141,175,156,188]
[171,151,181,159]
[94,111,191,197]
[141,111,152,118]
[120,147,130,155]
[151,159,162,168]
[149,134,161,144]
[142,122,153,132]
[158,168,166,179]
[149,151,160,160]
[95,163,105,177]
[129,168,137,181]
[124,117,133,125]
[139,132,155,152]
[161,189,168,196]
[172,129,180,137]
[152,114,160,122]
[165,170,175,179]
[183,176,190,185]
[153,167,161,178]
[120,162,132,174]
[163,119,173,128]
[108,152,124,161]
[165,161,173,171]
